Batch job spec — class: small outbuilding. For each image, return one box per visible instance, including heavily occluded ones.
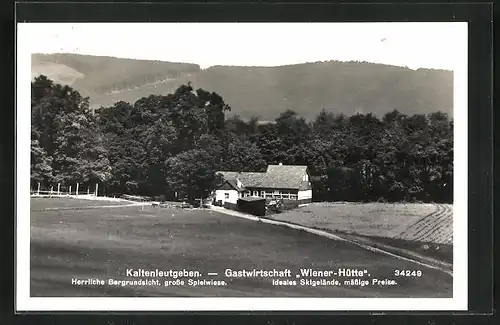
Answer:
[237,196,266,217]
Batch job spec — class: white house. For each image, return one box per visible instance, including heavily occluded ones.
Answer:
[214,164,312,206]
[214,178,246,205]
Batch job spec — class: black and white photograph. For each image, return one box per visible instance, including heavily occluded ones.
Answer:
[17,22,468,311]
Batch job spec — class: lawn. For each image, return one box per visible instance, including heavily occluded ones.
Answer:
[268,202,453,263]
[30,198,453,298]
[270,202,452,243]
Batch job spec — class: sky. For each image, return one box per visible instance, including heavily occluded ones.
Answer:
[20,22,467,71]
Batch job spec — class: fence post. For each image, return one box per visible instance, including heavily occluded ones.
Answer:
[95,183,99,197]
[87,187,90,195]
[50,186,53,195]
[57,183,61,195]
[37,183,40,196]
[76,183,79,196]
[69,186,72,196]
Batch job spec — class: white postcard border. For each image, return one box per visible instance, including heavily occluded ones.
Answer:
[16,22,468,312]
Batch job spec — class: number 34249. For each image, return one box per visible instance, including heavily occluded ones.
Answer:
[394,270,422,277]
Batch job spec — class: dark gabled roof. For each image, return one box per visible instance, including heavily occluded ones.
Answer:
[226,178,246,192]
[217,171,266,188]
[258,165,308,189]
[217,165,309,190]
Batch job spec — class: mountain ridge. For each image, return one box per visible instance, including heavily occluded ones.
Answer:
[31,53,454,120]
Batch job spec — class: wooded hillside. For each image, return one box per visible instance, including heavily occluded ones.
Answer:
[31,76,453,203]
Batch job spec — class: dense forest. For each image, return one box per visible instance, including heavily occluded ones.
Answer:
[32,53,453,120]
[31,75,453,203]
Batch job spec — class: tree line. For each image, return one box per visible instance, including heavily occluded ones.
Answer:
[31,75,453,203]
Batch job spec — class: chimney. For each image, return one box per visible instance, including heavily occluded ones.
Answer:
[279,162,283,166]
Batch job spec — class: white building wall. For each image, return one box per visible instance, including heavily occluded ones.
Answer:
[215,189,239,204]
[298,189,312,200]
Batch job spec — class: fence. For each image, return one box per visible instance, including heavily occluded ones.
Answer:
[30,182,102,197]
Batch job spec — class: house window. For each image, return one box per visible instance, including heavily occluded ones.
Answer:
[224,193,229,199]
[260,191,265,197]
[252,191,258,197]
[290,194,298,200]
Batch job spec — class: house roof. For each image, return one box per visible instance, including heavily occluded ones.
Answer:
[217,165,309,190]
[226,179,246,192]
[217,171,266,187]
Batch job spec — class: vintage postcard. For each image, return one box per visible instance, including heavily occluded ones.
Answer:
[16,22,468,311]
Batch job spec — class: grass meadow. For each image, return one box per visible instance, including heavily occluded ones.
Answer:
[268,202,453,264]
[30,198,452,297]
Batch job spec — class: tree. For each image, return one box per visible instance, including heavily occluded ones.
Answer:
[312,109,337,140]
[30,139,53,186]
[32,76,453,204]
[97,101,133,135]
[165,149,222,204]
[31,75,111,188]
[222,134,267,172]
[196,88,231,135]
[51,111,111,186]
[326,166,358,201]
